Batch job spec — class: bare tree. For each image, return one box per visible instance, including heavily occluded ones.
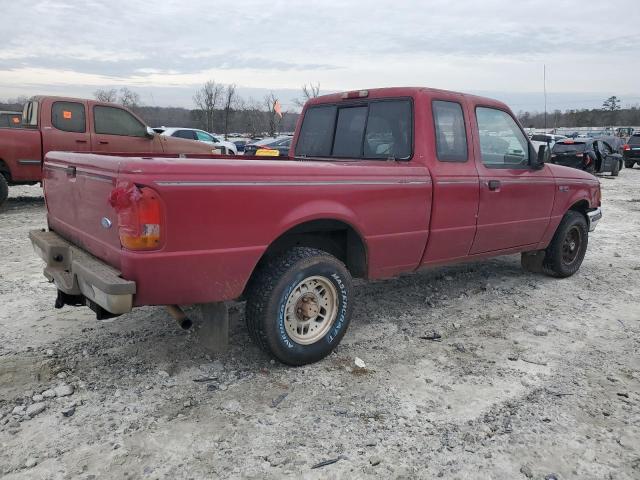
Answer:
[119,88,141,110]
[294,82,320,108]
[264,92,282,137]
[222,84,237,139]
[193,80,224,132]
[94,88,117,103]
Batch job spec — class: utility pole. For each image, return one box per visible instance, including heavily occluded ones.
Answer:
[543,64,547,131]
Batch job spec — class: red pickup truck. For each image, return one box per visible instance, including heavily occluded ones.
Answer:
[0,96,216,206]
[30,87,602,365]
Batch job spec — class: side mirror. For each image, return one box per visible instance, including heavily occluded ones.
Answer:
[145,126,155,139]
[533,144,549,169]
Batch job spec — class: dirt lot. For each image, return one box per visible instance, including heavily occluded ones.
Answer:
[1,170,639,480]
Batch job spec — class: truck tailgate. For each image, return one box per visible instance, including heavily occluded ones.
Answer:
[43,152,123,268]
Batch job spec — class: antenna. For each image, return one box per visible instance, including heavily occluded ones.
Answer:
[543,64,547,131]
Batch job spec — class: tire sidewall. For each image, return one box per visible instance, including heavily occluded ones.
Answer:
[546,212,589,277]
[265,257,352,365]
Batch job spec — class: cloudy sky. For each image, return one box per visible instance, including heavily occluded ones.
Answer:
[0,0,638,112]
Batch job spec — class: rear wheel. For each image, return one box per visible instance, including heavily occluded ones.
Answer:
[245,247,353,365]
[625,160,636,169]
[543,211,589,278]
[0,174,8,207]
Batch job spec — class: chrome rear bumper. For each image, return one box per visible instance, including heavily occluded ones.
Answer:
[29,230,136,314]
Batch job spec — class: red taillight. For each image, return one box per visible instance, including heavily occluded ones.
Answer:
[623,144,630,151]
[109,181,163,251]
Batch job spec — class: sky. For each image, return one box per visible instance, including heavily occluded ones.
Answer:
[0,0,638,112]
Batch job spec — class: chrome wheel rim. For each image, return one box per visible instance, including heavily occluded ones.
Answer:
[284,276,338,345]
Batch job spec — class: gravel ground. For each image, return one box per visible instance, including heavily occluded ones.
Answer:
[1,170,639,480]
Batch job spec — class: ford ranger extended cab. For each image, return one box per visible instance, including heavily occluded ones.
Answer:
[0,96,217,206]
[30,87,602,365]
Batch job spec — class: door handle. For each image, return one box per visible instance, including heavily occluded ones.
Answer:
[75,139,87,144]
[488,180,501,191]
[65,165,76,178]
[99,141,109,145]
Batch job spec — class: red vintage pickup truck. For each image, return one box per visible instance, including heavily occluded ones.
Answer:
[0,96,216,206]
[30,87,602,365]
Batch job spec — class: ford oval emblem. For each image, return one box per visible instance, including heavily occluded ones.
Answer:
[101,217,112,229]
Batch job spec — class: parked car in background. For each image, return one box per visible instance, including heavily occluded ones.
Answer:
[623,134,640,168]
[530,134,566,153]
[244,136,292,156]
[154,127,238,155]
[232,139,248,153]
[0,111,22,128]
[0,96,215,207]
[551,138,622,175]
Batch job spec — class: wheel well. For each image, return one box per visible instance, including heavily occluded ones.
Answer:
[569,200,590,222]
[255,219,367,279]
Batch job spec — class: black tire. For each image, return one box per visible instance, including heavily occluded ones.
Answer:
[611,160,620,176]
[543,211,589,278]
[625,160,635,169]
[245,247,354,366]
[0,174,8,208]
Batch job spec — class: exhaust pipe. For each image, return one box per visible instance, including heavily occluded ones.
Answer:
[166,305,193,330]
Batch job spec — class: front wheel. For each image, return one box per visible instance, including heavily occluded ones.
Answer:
[543,211,589,278]
[245,247,353,365]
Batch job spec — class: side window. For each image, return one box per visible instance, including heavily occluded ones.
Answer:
[94,106,146,137]
[476,107,529,168]
[600,141,612,155]
[295,105,337,157]
[195,131,213,142]
[332,106,367,157]
[51,101,86,133]
[173,130,195,140]
[432,100,467,162]
[364,100,411,159]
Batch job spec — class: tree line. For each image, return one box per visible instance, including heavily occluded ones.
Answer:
[518,96,640,129]
[0,81,324,138]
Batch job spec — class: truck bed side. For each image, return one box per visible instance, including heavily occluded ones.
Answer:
[43,152,432,306]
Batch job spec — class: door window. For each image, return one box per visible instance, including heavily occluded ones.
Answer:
[52,101,86,133]
[173,130,197,140]
[432,100,468,162]
[94,106,146,137]
[476,107,529,168]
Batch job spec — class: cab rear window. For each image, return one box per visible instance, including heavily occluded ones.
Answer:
[295,99,412,160]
